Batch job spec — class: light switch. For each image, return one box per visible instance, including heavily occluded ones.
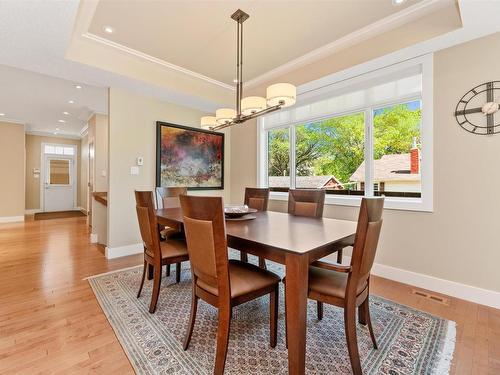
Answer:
[130,166,139,175]
[101,170,107,177]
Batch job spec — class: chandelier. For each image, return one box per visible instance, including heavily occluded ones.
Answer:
[201,9,297,131]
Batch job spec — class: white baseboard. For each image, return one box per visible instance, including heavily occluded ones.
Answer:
[0,215,25,223]
[25,209,42,215]
[333,254,500,310]
[90,233,98,243]
[105,243,143,259]
[78,207,88,215]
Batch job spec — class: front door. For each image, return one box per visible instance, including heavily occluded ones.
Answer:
[43,144,77,212]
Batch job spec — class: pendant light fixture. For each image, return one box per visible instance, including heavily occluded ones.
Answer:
[201,9,296,131]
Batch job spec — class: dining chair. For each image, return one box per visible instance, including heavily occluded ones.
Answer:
[135,190,190,313]
[308,197,384,375]
[288,188,344,263]
[155,187,186,276]
[240,187,270,269]
[179,195,281,375]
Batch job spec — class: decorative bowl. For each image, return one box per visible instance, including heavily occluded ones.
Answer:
[224,205,258,218]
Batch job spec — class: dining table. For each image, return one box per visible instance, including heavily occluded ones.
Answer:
[156,207,357,375]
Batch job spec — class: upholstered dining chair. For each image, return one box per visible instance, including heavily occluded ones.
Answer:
[308,197,384,375]
[135,191,190,313]
[240,187,270,269]
[155,187,187,276]
[179,195,281,375]
[288,188,345,263]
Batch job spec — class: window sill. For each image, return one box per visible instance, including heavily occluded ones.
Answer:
[269,191,433,212]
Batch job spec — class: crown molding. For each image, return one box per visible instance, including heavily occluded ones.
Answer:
[81,32,235,92]
[26,130,82,140]
[245,0,454,89]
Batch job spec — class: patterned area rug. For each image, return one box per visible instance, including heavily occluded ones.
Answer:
[88,258,455,374]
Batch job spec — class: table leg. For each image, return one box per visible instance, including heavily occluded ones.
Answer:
[147,264,154,280]
[285,253,309,375]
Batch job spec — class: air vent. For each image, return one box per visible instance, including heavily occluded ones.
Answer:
[411,289,449,305]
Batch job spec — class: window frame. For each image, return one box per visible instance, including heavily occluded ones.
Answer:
[257,55,433,212]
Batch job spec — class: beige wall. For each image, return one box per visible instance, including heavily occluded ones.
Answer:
[87,113,109,193]
[25,134,81,210]
[107,88,229,249]
[0,122,25,218]
[80,133,89,212]
[230,32,500,294]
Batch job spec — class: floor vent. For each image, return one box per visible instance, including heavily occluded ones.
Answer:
[411,289,449,305]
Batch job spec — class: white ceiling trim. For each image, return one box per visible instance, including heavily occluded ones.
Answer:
[82,32,235,91]
[26,130,82,140]
[244,0,455,89]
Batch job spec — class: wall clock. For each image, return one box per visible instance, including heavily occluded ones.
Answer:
[454,81,500,135]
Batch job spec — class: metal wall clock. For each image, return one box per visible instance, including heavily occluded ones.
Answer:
[454,81,500,135]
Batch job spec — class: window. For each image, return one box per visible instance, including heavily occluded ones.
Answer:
[268,127,290,190]
[44,144,75,156]
[258,55,433,211]
[48,159,70,185]
[294,112,365,194]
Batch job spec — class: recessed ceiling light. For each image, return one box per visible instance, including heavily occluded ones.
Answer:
[56,128,60,131]
[392,0,406,5]
[75,85,82,89]
[54,131,58,135]
[63,111,70,115]
[103,26,114,34]
[58,119,65,123]
[68,100,75,104]
[233,79,238,83]
[0,113,5,116]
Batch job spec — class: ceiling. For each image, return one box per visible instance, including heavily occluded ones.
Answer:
[0,64,107,137]
[88,0,422,86]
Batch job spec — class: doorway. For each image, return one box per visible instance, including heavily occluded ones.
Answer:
[41,143,77,212]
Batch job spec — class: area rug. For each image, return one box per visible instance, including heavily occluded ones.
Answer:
[34,210,86,220]
[88,258,455,374]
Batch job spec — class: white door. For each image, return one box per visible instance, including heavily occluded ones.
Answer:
[42,145,77,212]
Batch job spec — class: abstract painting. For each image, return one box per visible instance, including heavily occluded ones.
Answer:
[156,122,224,190]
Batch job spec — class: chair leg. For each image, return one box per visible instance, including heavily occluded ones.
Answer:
[147,264,154,280]
[149,265,162,313]
[240,251,248,263]
[269,285,278,348]
[214,305,232,375]
[176,262,181,283]
[344,304,362,375]
[183,289,199,350]
[258,257,267,270]
[337,249,343,264]
[317,301,324,320]
[362,297,378,349]
[137,261,147,298]
[166,264,171,277]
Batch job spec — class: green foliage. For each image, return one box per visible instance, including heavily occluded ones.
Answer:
[267,103,421,184]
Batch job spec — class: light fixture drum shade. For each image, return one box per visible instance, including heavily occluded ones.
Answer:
[266,83,296,107]
[215,108,236,124]
[200,116,217,129]
[241,96,267,116]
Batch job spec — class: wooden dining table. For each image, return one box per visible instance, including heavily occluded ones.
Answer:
[156,207,357,375]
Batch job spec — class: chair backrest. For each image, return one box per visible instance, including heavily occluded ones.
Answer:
[348,197,384,296]
[179,195,230,301]
[135,191,162,262]
[288,189,326,218]
[244,187,270,211]
[155,187,187,209]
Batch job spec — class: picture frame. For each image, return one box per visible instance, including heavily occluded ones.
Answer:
[156,121,224,190]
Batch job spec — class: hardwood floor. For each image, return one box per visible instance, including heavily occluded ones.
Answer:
[0,216,498,374]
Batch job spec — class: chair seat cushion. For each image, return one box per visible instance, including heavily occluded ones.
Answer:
[308,266,366,299]
[197,259,280,298]
[145,239,188,259]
